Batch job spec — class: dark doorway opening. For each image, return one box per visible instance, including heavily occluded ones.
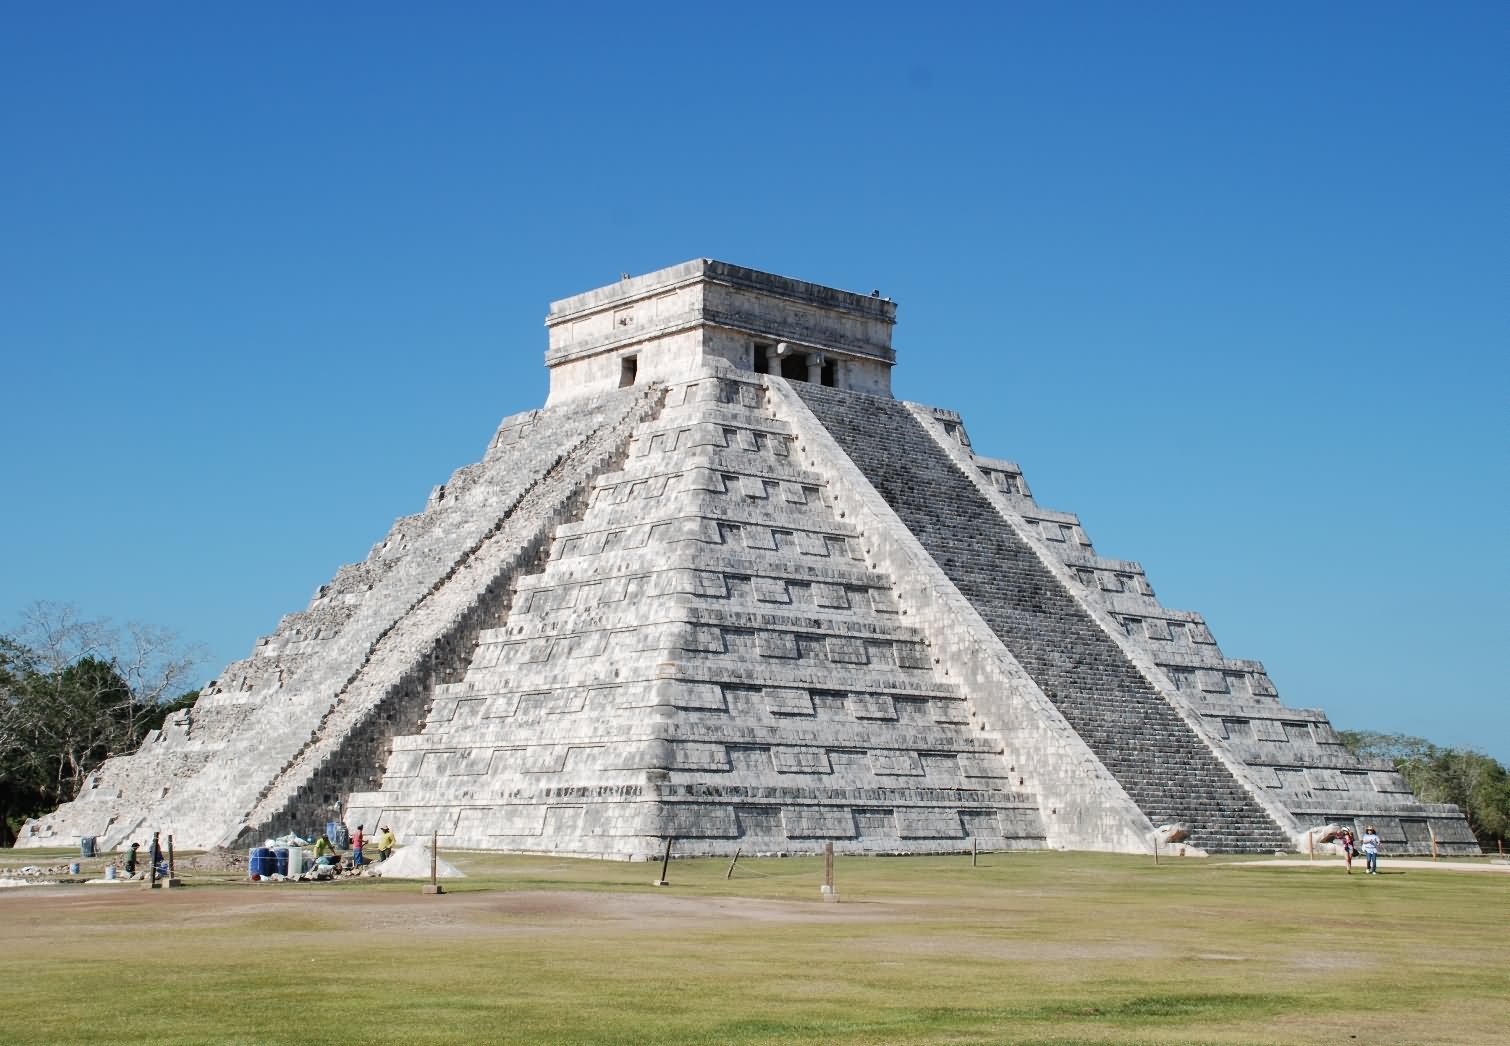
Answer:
[753,343,771,374]
[619,355,638,388]
[780,354,807,381]
[821,358,837,387]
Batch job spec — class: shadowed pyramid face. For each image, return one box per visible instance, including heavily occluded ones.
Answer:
[18,261,1480,859]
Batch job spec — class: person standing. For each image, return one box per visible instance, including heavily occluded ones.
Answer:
[376,825,396,861]
[1341,828,1356,874]
[350,824,365,867]
[1361,825,1381,875]
[124,842,140,878]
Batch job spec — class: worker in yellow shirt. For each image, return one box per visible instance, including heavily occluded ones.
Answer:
[311,834,340,868]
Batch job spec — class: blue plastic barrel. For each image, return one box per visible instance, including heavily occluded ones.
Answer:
[274,847,289,876]
[326,821,349,848]
[248,847,277,878]
[80,836,97,858]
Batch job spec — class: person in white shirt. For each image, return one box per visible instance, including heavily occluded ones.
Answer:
[1361,826,1381,875]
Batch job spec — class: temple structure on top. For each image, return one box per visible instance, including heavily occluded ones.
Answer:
[544,259,896,404]
[18,260,1478,859]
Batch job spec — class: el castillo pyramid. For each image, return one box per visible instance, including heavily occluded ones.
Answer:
[20,260,1477,857]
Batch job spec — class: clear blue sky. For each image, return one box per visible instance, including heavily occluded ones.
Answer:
[3,4,1506,760]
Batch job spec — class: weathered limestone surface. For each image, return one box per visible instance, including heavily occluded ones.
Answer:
[19,387,658,850]
[544,260,896,405]
[909,407,1478,854]
[766,380,1154,852]
[231,385,664,845]
[19,259,1475,856]
[791,383,1292,854]
[348,372,1047,858]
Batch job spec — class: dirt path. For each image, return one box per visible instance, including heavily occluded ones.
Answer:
[0,880,904,941]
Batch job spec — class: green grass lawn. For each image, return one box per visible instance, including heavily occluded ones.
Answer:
[2,849,1506,1045]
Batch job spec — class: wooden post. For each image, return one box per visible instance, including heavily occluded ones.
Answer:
[971,837,978,868]
[1499,838,1504,857]
[654,837,672,886]
[149,831,159,888]
[422,831,444,895]
[821,841,837,902]
[1152,836,1159,866]
[725,848,741,880]
[162,833,182,888]
[1430,825,1438,861]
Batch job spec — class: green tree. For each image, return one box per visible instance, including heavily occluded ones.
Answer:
[0,636,48,846]
[0,602,202,846]
[1340,730,1510,849]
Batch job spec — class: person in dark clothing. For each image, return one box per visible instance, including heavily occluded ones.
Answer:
[124,842,140,877]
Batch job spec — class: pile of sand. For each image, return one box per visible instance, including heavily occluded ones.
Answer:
[370,845,465,880]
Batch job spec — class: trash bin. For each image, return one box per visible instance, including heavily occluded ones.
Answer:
[80,836,97,858]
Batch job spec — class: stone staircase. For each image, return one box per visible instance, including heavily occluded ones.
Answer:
[793,383,1289,853]
[345,372,1046,857]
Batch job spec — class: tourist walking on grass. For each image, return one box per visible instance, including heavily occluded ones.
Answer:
[1361,825,1381,875]
[1341,828,1356,874]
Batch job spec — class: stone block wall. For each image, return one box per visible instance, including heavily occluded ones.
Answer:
[235,383,664,843]
[348,368,1045,858]
[914,406,1478,855]
[18,386,658,851]
[792,382,1292,853]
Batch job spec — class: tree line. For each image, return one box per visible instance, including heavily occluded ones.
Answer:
[1340,730,1510,848]
[1,603,201,847]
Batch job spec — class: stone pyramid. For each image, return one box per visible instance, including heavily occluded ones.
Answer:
[20,260,1477,857]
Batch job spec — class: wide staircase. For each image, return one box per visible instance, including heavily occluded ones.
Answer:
[793,383,1290,853]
